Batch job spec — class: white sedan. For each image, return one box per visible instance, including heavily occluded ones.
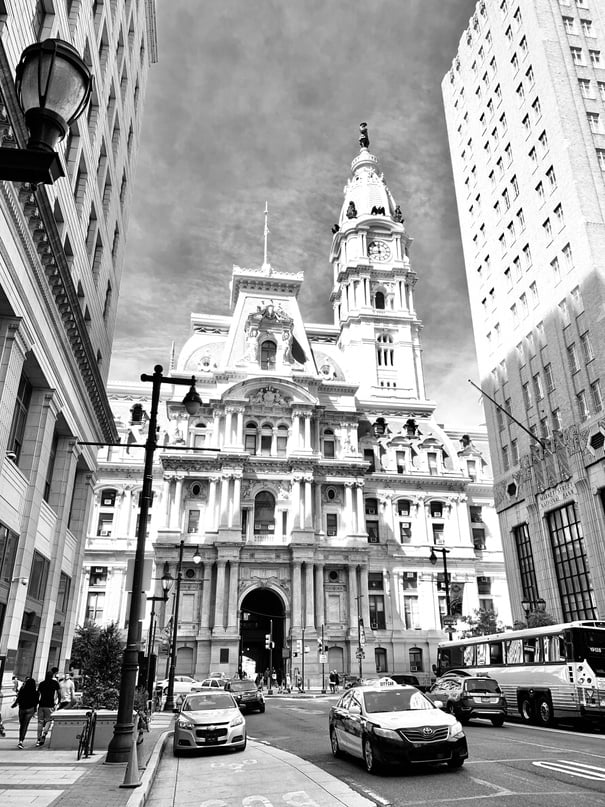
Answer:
[157,675,205,696]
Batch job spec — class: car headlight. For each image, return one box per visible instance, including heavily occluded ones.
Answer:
[449,720,464,739]
[371,725,400,740]
[230,713,244,727]
[177,718,195,729]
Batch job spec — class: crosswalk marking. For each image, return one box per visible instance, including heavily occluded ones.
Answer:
[533,760,605,781]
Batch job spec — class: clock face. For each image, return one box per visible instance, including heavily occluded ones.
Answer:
[368,240,391,261]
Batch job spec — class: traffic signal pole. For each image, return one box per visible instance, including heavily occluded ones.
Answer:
[268,619,273,694]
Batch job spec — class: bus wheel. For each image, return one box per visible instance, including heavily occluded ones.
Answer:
[536,697,554,727]
[520,698,533,723]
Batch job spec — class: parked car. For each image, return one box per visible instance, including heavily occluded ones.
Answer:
[427,674,507,727]
[157,675,205,696]
[226,679,266,713]
[199,678,228,689]
[328,679,468,774]
[173,690,246,755]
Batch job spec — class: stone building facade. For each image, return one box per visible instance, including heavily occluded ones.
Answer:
[442,0,605,623]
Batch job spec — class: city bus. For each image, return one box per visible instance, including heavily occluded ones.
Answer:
[435,620,605,728]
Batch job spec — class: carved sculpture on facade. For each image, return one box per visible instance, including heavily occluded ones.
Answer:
[249,386,291,407]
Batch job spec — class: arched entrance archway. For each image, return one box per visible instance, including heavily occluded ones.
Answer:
[239,588,285,685]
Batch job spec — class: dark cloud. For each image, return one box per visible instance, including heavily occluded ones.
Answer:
[111,0,484,427]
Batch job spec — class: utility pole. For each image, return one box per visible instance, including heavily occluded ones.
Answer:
[356,595,365,679]
[268,618,274,695]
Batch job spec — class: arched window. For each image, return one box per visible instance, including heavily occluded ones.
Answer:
[101,488,117,507]
[375,291,385,310]
[376,332,394,366]
[192,421,206,448]
[276,424,288,455]
[260,422,273,455]
[245,421,258,454]
[260,339,276,370]
[323,428,335,458]
[254,491,275,533]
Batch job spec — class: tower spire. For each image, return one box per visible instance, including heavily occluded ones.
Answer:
[262,201,270,269]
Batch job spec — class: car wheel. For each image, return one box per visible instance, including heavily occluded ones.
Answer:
[491,715,505,727]
[520,697,533,724]
[363,737,380,774]
[447,753,465,769]
[536,697,554,727]
[330,728,342,758]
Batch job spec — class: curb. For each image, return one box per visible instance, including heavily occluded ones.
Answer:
[126,729,172,807]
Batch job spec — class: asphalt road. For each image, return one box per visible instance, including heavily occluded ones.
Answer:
[247,694,605,806]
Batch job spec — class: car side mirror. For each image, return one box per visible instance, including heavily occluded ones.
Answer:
[432,699,444,709]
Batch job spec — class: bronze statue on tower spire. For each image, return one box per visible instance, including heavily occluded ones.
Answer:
[359,122,369,149]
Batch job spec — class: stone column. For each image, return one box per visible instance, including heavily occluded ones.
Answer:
[0,318,31,456]
[314,564,325,628]
[214,560,227,630]
[170,476,183,530]
[236,410,244,448]
[304,415,311,450]
[344,482,354,533]
[359,563,371,629]
[224,410,233,446]
[212,411,221,447]
[355,481,365,533]
[347,565,357,631]
[219,474,230,527]
[304,476,313,528]
[292,561,302,628]
[162,475,172,528]
[292,476,301,529]
[207,476,218,531]
[231,475,242,529]
[227,560,240,630]
[200,562,212,629]
[314,483,322,532]
[305,562,314,629]
[292,414,301,451]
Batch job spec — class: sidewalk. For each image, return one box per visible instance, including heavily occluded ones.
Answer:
[0,690,368,807]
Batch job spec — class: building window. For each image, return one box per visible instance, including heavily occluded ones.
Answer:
[86,592,105,623]
[399,522,412,543]
[546,166,557,189]
[260,340,276,370]
[579,78,592,98]
[563,243,574,270]
[559,299,570,326]
[403,596,419,630]
[432,523,444,545]
[322,428,335,458]
[369,595,386,629]
[276,424,288,455]
[43,431,59,503]
[590,380,603,413]
[244,422,258,454]
[589,50,601,66]
[570,47,584,65]
[588,112,602,133]
[545,363,555,391]
[7,372,32,465]
[568,343,579,373]
[473,528,486,550]
[563,16,575,33]
[187,510,200,533]
[547,502,596,620]
[511,438,519,465]
[513,522,540,606]
[254,491,275,533]
[28,551,50,601]
[96,512,113,536]
[326,513,337,537]
[430,501,443,519]
[533,373,544,401]
[597,149,605,170]
[580,331,594,363]
[0,524,18,584]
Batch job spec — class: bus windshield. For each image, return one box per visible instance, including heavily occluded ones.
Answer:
[570,627,605,676]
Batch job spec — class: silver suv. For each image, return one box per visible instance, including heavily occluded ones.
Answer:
[428,674,507,727]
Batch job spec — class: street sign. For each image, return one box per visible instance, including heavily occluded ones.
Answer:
[355,648,365,660]
[319,653,327,665]
[442,616,456,627]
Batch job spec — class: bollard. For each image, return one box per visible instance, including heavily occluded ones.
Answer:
[119,714,142,789]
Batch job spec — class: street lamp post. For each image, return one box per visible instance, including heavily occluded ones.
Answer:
[145,569,173,701]
[430,546,453,640]
[356,595,365,679]
[521,596,546,622]
[163,540,185,712]
[106,365,203,763]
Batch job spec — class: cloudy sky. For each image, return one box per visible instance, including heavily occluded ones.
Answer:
[110,0,485,429]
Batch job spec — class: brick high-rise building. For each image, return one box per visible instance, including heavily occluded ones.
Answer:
[442,0,605,623]
[0,0,157,710]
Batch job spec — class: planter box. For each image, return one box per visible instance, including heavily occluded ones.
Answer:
[48,709,124,751]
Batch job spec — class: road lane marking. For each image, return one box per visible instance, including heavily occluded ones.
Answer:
[468,776,513,795]
[533,760,605,780]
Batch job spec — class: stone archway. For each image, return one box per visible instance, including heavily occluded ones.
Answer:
[239,588,286,685]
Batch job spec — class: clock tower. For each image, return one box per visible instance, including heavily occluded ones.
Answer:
[330,124,433,410]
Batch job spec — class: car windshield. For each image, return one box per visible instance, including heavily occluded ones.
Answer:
[183,693,234,711]
[465,679,501,693]
[363,689,433,713]
[230,681,256,691]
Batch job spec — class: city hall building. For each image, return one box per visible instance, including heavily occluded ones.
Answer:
[79,127,511,689]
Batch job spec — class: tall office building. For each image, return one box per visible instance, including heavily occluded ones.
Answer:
[0,0,157,712]
[442,0,605,623]
[77,126,511,690]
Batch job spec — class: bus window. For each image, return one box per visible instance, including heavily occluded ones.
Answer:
[490,642,504,664]
[463,645,475,667]
[506,638,523,664]
[523,638,539,663]
[476,643,489,666]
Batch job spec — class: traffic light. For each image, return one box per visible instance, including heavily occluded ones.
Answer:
[265,634,271,649]
[296,639,302,655]
[324,644,329,653]
[317,638,323,652]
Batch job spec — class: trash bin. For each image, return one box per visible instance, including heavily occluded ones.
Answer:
[48,708,122,750]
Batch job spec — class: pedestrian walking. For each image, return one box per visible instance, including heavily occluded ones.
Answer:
[58,673,76,709]
[12,677,39,748]
[329,670,336,693]
[334,670,340,692]
[36,670,60,746]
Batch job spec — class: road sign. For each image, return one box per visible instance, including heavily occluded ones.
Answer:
[319,654,327,665]
[442,615,456,627]
[355,648,365,660]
